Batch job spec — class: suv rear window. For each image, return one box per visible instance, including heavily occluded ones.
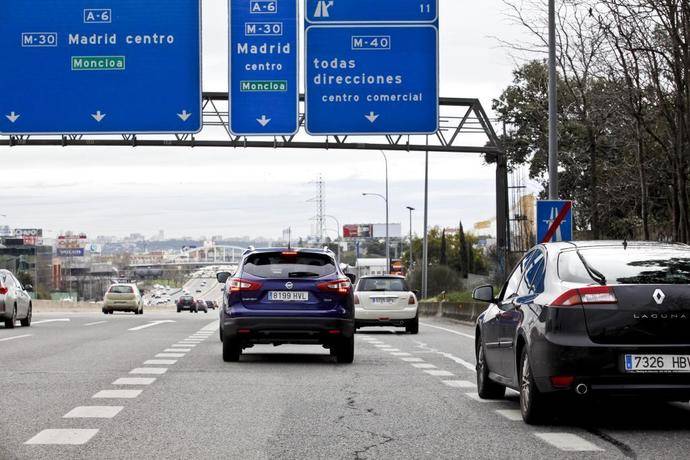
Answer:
[242,252,336,279]
[559,246,690,285]
[357,277,409,292]
[109,285,134,294]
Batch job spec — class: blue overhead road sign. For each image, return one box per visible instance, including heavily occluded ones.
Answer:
[537,200,574,243]
[305,25,438,135]
[0,0,201,135]
[230,0,299,135]
[306,0,438,24]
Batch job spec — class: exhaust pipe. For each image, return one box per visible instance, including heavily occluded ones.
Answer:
[575,383,589,396]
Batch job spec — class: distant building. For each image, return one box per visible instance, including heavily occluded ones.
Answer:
[0,238,53,295]
[354,258,388,277]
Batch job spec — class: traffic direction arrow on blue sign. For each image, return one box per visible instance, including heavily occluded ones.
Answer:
[230,0,299,136]
[0,0,202,135]
[537,200,574,243]
[306,0,438,24]
[305,25,438,135]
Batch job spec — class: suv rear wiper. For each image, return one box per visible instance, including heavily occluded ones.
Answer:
[575,249,607,286]
[288,272,320,278]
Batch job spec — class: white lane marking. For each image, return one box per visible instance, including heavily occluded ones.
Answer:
[415,341,476,373]
[200,320,220,331]
[25,429,99,445]
[374,344,390,348]
[84,321,107,326]
[401,357,425,362]
[130,367,167,375]
[496,409,523,421]
[32,318,70,325]
[164,348,190,353]
[412,363,437,369]
[173,344,196,348]
[128,320,175,331]
[93,390,142,399]
[425,370,455,377]
[0,334,32,342]
[420,322,474,339]
[534,433,604,452]
[64,406,123,419]
[157,353,186,358]
[144,359,177,365]
[391,352,411,357]
[112,378,156,385]
[465,392,502,403]
[383,348,401,352]
[442,380,476,388]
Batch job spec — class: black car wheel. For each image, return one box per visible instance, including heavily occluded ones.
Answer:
[406,316,419,334]
[222,336,241,362]
[519,348,549,424]
[476,341,505,399]
[5,305,17,329]
[20,303,32,327]
[335,336,355,364]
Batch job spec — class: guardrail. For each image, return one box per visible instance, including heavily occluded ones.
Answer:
[418,301,486,324]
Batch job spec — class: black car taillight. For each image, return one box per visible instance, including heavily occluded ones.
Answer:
[551,286,617,307]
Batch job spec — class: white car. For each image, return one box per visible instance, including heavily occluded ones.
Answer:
[103,283,143,315]
[354,275,419,334]
[0,269,33,328]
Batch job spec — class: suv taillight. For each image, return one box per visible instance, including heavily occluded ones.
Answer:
[317,278,352,295]
[0,285,7,295]
[229,278,262,292]
[551,286,617,306]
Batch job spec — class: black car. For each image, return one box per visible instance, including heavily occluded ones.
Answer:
[217,248,356,363]
[205,300,218,310]
[177,295,196,313]
[473,241,690,424]
[195,299,208,313]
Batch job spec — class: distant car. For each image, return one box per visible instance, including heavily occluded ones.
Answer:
[177,295,196,313]
[473,241,690,424]
[205,300,218,310]
[0,269,33,328]
[196,299,208,313]
[354,275,418,334]
[218,248,355,363]
[196,289,202,293]
[103,284,143,315]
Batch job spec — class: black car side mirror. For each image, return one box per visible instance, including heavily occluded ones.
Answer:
[216,272,232,284]
[345,273,356,284]
[472,285,494,303]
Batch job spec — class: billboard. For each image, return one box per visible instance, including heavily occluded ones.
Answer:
[57,233,88,257]
[344,224,401,239]
[372,224,402,239]
[57,248,85,257]
[13,228,43,246]
[343,224,372,239]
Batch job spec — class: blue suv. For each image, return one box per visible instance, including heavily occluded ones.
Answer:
[216,248,356,363]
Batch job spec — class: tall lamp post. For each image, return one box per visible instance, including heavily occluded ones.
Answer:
[405,206,415,271]
[362,192,390,274]
[325,215,341,263]
[548,0,559,199]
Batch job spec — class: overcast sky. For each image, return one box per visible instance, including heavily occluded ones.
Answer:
[0,0,537,240]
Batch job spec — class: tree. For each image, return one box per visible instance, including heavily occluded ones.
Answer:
[457,221,469,279]
[439,229,448,265]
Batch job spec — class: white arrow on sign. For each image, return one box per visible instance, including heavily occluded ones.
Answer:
[91,111,106,122]
[5,112,20,123]
[256,115,271,127]
[365,112,380,123]
[178,110,192,122]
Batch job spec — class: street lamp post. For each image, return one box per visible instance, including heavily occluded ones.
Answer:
[325,215,341,263]
[548,0,559,200]
[362,192,389,274]
[406,206,415,271]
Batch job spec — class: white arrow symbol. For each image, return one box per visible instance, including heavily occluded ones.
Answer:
[5,112,20,123]
[256,115,271,127]
[365,112,380,123]
[178,110,192,122]
[91,111,106,122]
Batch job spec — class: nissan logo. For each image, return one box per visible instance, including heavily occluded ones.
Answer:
[285,282,294,290]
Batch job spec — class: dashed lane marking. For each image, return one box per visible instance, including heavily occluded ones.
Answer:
[496,409,523,421]
[199,320,220,332]
[391,352,411,356]
[412,363,437,369]
[465,392,502,403]
[171,343,196,347]
[0,334,32,342]
[401,357,425,362]
[534,433,604,452]
[157,353,186,358]
[112,378,156,385]
[425,370,455,377]
[164,348,190,352]
[130,367,167,375]
[63,406,123,419]
[383,348,401,352]
[144,359,177,365]
[25,429,99,445]
[93,390,142,399]
[84,321,107,326]
[128,320,175,331]
[415,341,476,373]
[442,380,476,389]
[420,322,475,339]
[32,319,70,325]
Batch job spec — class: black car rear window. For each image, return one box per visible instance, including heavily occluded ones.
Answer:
[242,252,336,279]
[559,246,690,284]
[356,278,409,292]
[180,296,193,301]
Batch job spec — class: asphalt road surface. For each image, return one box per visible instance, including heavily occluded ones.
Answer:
[2,313,689,459]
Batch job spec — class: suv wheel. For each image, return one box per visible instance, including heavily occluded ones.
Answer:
[476,341,505,399]
[335,336,354,364]
[20,304,32,327]
[520,348,549,424]
[406,316,419,334]
[222,336,241,362]
[5,305,17,329]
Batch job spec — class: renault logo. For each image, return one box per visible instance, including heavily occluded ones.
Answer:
[653,289,666,305]
[285,282,294,290]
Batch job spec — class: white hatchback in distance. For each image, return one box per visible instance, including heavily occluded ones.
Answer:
[103,284,143,315]
[354,275,418,334]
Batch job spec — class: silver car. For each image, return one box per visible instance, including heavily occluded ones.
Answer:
[0,269,33,328]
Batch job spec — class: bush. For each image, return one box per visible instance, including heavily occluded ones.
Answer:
[408,265,464,299]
